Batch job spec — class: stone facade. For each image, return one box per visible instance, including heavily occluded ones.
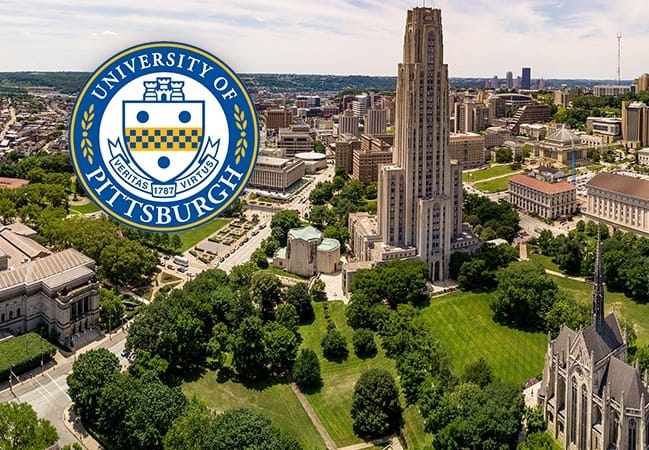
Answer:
[509,174,577,219]
[273,226,341,277]
[539,238,649,450]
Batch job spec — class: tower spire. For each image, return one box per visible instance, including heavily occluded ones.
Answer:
[592,226,604,333]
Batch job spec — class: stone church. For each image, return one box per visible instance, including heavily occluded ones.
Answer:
[539,236,649,450]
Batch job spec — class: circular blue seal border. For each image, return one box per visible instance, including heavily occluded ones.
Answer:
[69,41,259,232]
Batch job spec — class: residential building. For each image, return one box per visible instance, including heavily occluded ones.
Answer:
[635,73,649,92]
[338,110,360,137]
[508,174,577,219]
[554,88,579,107]
[621,101,649,148]
[364,108,387,135]
[538,237,649,450]
[264,108,292,132]
[249,156,305,192]
[352,144,392,183]
[333,135,360,174]
[585,172,649,236]
[352,94,369,118]
[593,85,631,96]
[454,100,489,133]
[273,226,341,277]
[449,132,485,168]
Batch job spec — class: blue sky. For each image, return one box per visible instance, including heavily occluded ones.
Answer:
[0,0,646,79]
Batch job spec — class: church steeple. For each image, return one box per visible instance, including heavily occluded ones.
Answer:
[592,228,604,333]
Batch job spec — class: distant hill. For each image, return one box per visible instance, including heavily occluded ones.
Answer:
[0,72,634,97]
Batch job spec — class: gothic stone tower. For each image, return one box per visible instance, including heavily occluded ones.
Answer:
[377,7,462,281]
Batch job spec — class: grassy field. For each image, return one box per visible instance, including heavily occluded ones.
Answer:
[0,333,56,379]
[299,301,430,448]
[420,292,547,385]
[550,275,649,345]
[172,219,229,252]
[462,164,516,182]
[473,175,516,193]
[265,264,310,281]
[69,202,99,214]
[182,371,325,449]
[528,252,561,272]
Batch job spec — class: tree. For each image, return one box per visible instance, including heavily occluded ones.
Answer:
[209,408,302,450]
[292,348,322,390]
[463,358,493,388]
[232,316,268,381]
[163,400,216,450]
[351,369,402,439]
[554,234,583,275]
[67,348,120,422]
[321,328,348,360]
[519,432,556,450]
[265,323,299,375]
[250,247,269,269]
[310,278,327,303]
[99,239,157,287]
[427,380,524,450]
[352,329,377,358]
[525,406,546,433]
[490,262,559,329]
[270,210,301,246]
[313,140,326,153]
[99,288,125,331]
[275,303,299,334]
[250,271,282,319]
[0,402,58,450]
[285,282,314,323]
[544,293,590,336]
[495,147,513,163]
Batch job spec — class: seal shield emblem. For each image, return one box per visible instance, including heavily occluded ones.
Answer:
[123,78,205,183]
[68,42,259,232]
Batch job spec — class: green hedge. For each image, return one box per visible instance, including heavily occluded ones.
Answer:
[0,333,56,381]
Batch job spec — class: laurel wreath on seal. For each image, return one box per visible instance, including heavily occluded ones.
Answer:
[233,104,248,165]
[80,104,95,165]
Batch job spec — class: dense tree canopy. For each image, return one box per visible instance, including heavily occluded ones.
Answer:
[351,369,402,439]
[0,402,58,450]
[292,348,321,390]
[463,193,520,242]
[349,259,428,307]
[490,262,560,329]
[67,348,120,422]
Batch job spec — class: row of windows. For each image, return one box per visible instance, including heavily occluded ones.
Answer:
[0,308,21,322]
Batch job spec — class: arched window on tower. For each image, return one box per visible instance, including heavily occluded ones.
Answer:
[570,378,577,444]
[611,412,619,446]
[580,385,588,450]
[628,419,637,450]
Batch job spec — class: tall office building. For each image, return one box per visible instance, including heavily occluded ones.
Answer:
[364,108,387,135]
[376,7,464,281]
[521,67,531,90]
[506,71,513,89]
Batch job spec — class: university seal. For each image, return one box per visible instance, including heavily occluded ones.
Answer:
[69,42,259,232]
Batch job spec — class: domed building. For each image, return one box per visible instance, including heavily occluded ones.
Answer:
[273,226,341,277]
[536,125,589,166]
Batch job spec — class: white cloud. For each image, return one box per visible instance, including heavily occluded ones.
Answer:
[0,0,645,79]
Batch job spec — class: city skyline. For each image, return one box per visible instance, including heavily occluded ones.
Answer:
[1,0,647,80]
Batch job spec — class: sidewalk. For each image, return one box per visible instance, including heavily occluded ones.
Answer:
[63,404,102,450]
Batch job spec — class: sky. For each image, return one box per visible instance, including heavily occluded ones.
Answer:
[0,0,647,80]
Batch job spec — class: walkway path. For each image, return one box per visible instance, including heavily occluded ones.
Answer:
[289,382,338,449]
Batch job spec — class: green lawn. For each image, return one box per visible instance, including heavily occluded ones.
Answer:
[528,252,561,272]
[420,292,547,385]
[265,264,311,281]
[463,164,515,182]
[172,219,230,252]
[69,202,100,214]
[0,333,56,379]
[550,275,649,345]
[182,371,325,450]
[474,175,516,193]
[299,301,430,448]
[586,164,604,172]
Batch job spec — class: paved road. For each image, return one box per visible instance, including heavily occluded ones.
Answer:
[0,332,127,446]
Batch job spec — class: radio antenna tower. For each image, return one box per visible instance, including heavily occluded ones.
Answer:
[617,32,622,85]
